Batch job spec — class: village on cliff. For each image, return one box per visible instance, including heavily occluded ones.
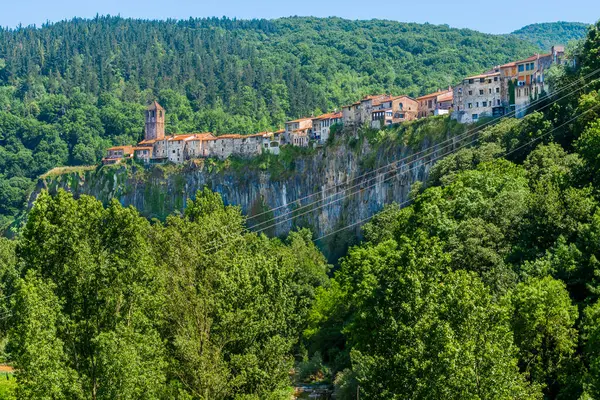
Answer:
[103,46,565,165]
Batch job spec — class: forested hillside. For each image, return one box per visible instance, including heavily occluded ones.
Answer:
[511,21,589,49]
[0,16,544,229]
[1,17,600,400]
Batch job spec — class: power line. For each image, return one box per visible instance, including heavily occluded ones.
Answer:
[311,100,600,244]
[200,77,600,254]
[240,67,600,223]
[198,66,600,242]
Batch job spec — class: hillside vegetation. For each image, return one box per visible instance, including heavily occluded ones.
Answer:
[0,16,547,229]
[0,19,599,400]
[511,21,590,49]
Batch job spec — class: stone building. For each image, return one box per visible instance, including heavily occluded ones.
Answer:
[416,88,453,118]
[133,147,153,164]
[284,117,313,146]
[103,102,285,165]
[312,111,342,143]
[102,145,134,165]
[369,95,418,129]
[452,71,503,124]
[144,101,165,141]
[343,94,417,128]
[204,133,266,159]
[453,45,565,123]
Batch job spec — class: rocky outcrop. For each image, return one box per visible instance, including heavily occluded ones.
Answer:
[34,122,464,260]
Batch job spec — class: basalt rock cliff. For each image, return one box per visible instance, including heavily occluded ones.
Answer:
[33,118,467,260]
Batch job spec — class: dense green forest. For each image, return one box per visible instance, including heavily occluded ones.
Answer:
[0,18,599,400]
[511,22,590,49]
[0,16,559,229]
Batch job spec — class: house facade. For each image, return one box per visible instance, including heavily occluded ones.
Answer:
[416,88,453,118]
[102,145,134,165]
[284,117,312,147]
[312,112,342,143]
[343,94,417,129]
[452,46,565,123]
[452,71,504,124]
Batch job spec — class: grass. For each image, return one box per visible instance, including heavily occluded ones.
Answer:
[40,165,97,179]
[0,372,16,400]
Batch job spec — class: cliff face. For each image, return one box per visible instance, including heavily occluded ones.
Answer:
[34,121,463,260]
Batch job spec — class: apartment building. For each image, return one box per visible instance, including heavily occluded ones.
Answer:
[452,71,504,124]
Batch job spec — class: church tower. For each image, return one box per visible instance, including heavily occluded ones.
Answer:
[145,101,165,141]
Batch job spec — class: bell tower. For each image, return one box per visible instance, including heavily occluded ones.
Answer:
[145,101,165,141]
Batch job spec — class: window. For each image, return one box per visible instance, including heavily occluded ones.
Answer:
[479,89,484,95]
[488,88,492,94]
[497,99,501,105]
[476,102,479,107]
[469,79,474,84]
[488,79,492,84]
[518,64,525,72]
[468,90,473,95]
[468,103,472,109]
[494,77,498,81]
[472,114,479,120]
[495,87,500,93]
[428,100,432,108]
[482,101,487,107]
[480,78,485,83]
[526,63,531,71]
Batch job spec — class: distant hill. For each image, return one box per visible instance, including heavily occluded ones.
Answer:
[511,21,589,50]
[0,16,550,228]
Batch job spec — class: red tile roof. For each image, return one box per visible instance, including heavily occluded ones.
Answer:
[314,111,342,120]
[514,53,551,64]
[167,134,196,142]
[437,92,453,102]
[286,117,313,124]
[107,145,133,151]
[416,89,451,101]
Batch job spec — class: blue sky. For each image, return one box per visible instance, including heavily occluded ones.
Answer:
[1,0,598,34]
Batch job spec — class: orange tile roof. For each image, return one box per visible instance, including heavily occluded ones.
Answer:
[186,133,216,141]
[514,53,551,64]
[416,89,451,101]
[286,117,313,123]
[437,92,453,102]
[107,145,133,151]
[390,95,415,101]
[214,134,244,139]
[138,139,157,145]
[167,134,197,142]
[314,111,342,120]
